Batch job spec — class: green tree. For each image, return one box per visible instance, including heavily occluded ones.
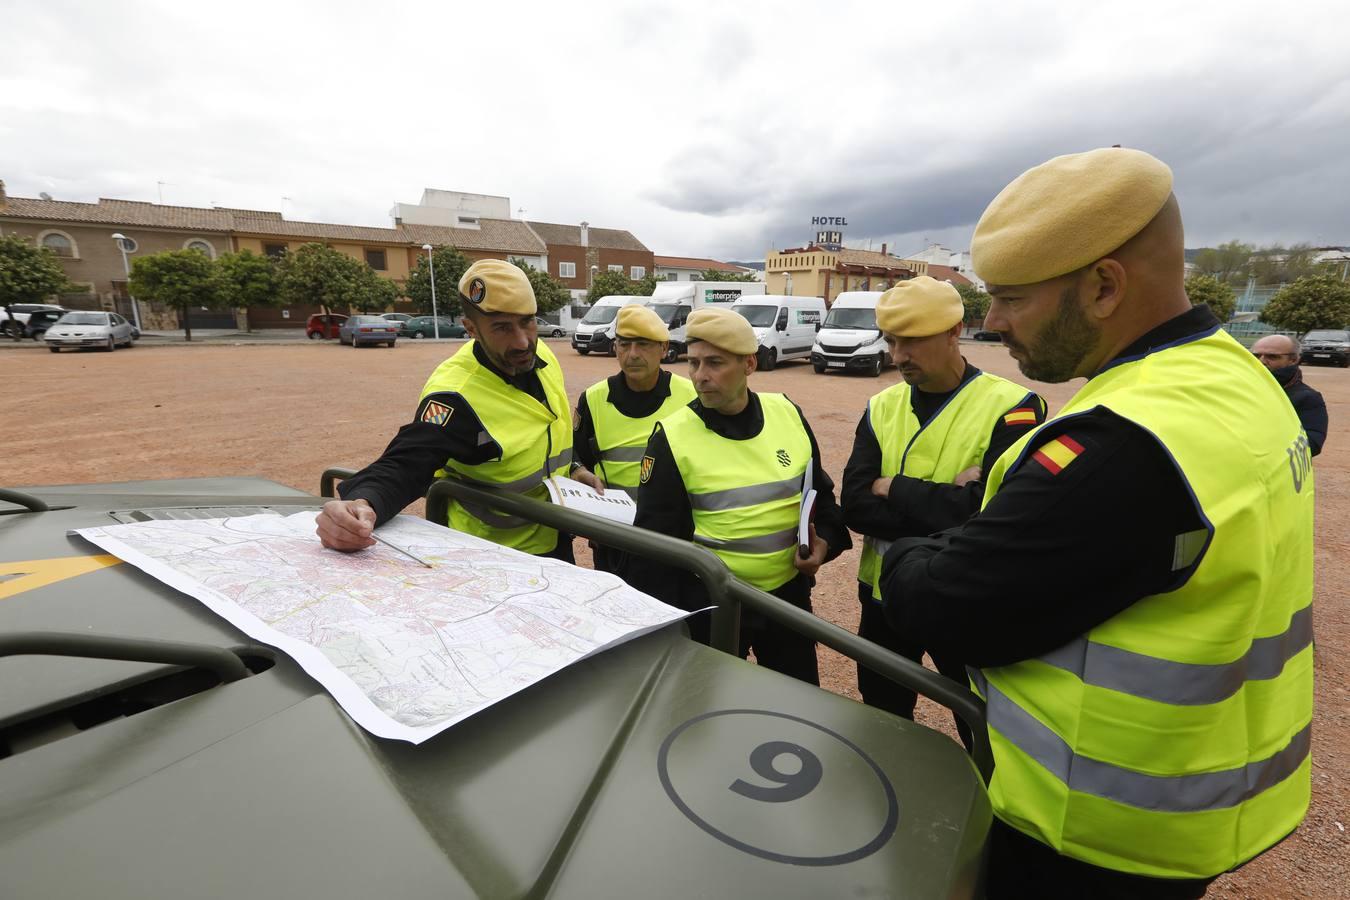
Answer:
[633,271,659,297]
[128,248,221,341]
[404,245,471,317]
[955,283,991,323]
[1192,240,1254,285]
[353,266,401,313]
[1183,274,1237,323]
[510,258,571,314]
[275,243,369,315]
[0,234,73,337]
[1249,243,1322,286]
[211,250,278,332]
[586,269,640,304]
[1260,274,1350,336]
[699,267,758,283]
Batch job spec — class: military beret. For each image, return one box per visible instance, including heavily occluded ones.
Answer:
[876,276,964,337]
[685,306,758,356]
[971,147,1174,286]
[458,259,536,315]
[615,305,669,342]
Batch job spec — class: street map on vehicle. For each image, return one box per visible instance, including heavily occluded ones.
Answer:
[77,512,692,743]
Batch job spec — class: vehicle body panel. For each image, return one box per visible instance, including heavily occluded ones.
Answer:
[732,295,825,370]
[811,292,888,375]
[43,312,134,351]
[339,315,399,347]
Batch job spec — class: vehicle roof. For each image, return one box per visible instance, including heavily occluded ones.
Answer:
[830,291,885,308]
[0,478,989,898]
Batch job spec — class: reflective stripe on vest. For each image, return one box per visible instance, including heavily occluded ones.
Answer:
[661,393,811,591]
[585,374,696,491]
[422,341,573,554]
[975,329,1315,879]
[857,372,1036,599]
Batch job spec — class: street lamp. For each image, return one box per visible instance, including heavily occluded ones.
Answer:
[110,233,142,331]
[422,244,440,339]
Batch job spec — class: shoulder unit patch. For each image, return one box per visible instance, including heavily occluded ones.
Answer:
[1003,407,1039,427]
[639,455,655,484]
[420,399,454,426]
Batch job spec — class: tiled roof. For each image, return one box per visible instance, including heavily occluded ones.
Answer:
[526,221,649,252]
[925,263,973,286]
[654,255,752,273]
[0,193,546,253]
[837,249,923,271]
[0,197,233,231]
[402,219,546,254]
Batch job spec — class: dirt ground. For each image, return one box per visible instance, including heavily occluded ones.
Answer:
[4,338,1346,897]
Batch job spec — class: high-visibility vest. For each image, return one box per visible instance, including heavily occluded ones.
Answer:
[585,374,697,496]
[659,393,811,591]
[857,372,1037,599]
[422,340,572,555]
[974,328,1315,879]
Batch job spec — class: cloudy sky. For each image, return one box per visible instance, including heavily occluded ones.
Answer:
[3,1,1348,260]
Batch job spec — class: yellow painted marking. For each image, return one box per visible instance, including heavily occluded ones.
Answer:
[0,555,123,600]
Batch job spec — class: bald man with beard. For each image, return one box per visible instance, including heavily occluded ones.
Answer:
[879,149,1314,898]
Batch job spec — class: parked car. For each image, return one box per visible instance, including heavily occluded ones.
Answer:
[44,311,136,352]
[340,315,399,347]
[306,313,348,340]
[1300,329,1350,367]
[23,308,68,340]
[381,313,413,325]
[399,316,466,339]
[535,317,567,337]
[1,304,66,338]
[972,330,1003,342]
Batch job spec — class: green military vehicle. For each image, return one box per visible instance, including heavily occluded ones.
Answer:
[0,474,991,898]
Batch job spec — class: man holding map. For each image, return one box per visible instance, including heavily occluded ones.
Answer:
[628,306,850,685]
[573,305,697,572]
[318,258,603,561]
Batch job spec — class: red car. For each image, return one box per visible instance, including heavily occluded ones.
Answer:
[306,313,348,340]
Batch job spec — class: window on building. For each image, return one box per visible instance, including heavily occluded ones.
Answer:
[40,232,75,257]
[264,243,287,258]
[115,236,139,253]
[365,248,387,270]
[559,261,576,279]
[608,264,623,273]
[630,266,645,280]
[184,239,215,258]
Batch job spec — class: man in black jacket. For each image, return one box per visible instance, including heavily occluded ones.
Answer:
[1252,334,1328,456]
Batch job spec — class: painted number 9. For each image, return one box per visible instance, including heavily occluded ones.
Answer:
[729,740,823,803]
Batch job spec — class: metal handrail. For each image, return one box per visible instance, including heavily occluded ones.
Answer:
[0,632,251,683]
[321,467,992,782]
[0,488,50,512]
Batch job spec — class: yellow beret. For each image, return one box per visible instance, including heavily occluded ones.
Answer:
[458,259,536,315]
[876,276,964,337]
[971,147,1174,286]
[685,306,758,356]
[616,305,669,342]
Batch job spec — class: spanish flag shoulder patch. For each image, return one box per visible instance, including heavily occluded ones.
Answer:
[1003,407,1039,427]
[1031,434,1084,475]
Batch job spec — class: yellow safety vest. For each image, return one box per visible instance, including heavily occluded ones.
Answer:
[974,328,1314,879]
[585,373,697,496]
[421,340,572,555]
[659,393,811,591]
[857,372,1037,599]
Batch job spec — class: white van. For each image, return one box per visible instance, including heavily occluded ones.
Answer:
[730,295,826,371]
[646,281,766,362]
[571,295,651,355]
[810,291,889,376]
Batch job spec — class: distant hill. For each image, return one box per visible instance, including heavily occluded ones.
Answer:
[727,260,765,271]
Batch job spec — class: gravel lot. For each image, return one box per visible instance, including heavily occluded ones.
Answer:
[4,337,1346,897]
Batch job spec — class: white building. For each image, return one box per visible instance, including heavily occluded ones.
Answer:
[908,243,983,289]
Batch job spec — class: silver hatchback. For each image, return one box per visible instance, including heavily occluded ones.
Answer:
[45,311,136,352]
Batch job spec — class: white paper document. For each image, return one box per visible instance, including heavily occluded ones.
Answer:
[545,475,637,525]
[76,512,691,743]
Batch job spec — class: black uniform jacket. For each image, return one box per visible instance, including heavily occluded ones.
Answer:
[1272,365,1327,457]
[879,307,1219,668]
[626,391,851,611]
[842,362,1046,545]
[339,343,554,526]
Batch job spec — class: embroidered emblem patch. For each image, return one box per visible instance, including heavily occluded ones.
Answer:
[639,455,655,484]
[776,449,791,468]
[1031,435,1084,475]
[468,277,486,305]
[421,400,453,426]
[1003,407,1039,427]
